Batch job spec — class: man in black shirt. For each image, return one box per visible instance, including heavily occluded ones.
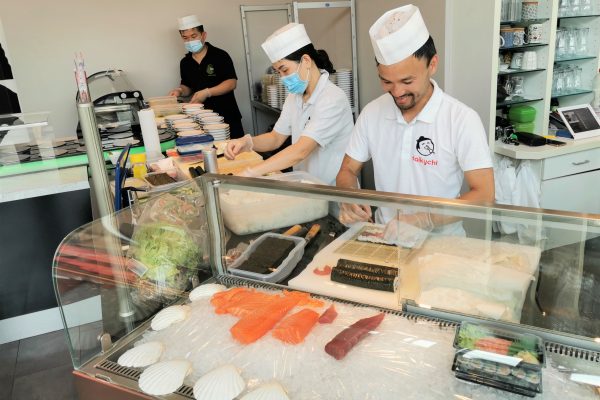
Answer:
[168,15,244,138]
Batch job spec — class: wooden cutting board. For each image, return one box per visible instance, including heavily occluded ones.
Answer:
[175,150,263,178]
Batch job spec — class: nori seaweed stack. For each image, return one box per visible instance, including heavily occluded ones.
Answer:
[331,259,398,292]
[235,237,296,275]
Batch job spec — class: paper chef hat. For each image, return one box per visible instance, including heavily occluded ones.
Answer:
[369,5,430,66]
[262,23,312,63]
[178,15,201,31]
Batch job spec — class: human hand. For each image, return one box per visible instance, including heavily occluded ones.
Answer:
[224,134,253,160]
[338,203,372,225]
[383,212,433,248]
[190,88,210,103]
[168,88,183,97]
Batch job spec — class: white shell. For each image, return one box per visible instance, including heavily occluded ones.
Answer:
[193,364,245,400]
[151,305,191,331]
[117,341,164,368]
[241,383,290,400]
[189,283,227,302]
[138,359,192,396]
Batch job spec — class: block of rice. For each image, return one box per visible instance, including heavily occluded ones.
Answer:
[219,172,328,235]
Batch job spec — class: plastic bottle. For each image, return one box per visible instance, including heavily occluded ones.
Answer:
[130,153,148,179]
[592,68,600,109]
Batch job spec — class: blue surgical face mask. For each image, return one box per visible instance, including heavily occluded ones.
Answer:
[281,62,309,94]
[185,40,203,53]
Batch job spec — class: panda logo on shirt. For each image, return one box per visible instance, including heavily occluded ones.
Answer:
[416,136,435,156]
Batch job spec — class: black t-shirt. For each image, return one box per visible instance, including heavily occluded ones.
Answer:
[180,42,242,125]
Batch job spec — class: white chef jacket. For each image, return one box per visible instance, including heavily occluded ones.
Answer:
[274,70,354,186]
[346,80,493,227]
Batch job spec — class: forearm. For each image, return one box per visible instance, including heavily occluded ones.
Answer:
[205,79,237,97]
[336,168,360,189]
[251,131,286,152]
[173,84,192,97]
[250,144,309,176]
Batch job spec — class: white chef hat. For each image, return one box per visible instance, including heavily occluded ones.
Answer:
[262,23,312,63]
[369,4,430,66]
[178,15,202,31]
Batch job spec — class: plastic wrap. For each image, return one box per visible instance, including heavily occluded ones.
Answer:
[127,190,208,303]
[125,284,597,400]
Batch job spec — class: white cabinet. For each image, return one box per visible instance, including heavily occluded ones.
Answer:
[446,0,600,148]
[541,167,600,213]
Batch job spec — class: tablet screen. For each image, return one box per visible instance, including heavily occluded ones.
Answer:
[561,107,600,133]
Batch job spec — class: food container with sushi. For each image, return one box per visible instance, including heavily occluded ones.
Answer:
[219,171,329,235]
[227,233,305,283]
[452,321,544,397]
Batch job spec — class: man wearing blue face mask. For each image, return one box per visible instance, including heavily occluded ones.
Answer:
[168,15,244,138]
[224,23,353,191]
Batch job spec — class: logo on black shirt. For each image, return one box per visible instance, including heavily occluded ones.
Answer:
[416,136,435,156]
[206,64,215,76]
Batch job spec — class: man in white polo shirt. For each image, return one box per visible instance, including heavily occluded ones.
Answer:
[336,4,494,236]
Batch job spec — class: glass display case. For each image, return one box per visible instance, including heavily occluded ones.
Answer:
[53,174,600,399]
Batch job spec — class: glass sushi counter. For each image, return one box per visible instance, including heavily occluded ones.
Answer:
[53,174,600,399]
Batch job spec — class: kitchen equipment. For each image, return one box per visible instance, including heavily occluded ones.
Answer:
[76,69,146,150]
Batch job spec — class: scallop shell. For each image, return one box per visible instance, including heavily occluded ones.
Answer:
[117,341,164,368]
[189,283,227,302]
[193,364,245,400]
[151,305,191,331]
[240,383,289,400]
[138,359,192,396]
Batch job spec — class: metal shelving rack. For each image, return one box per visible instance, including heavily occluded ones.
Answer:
[241,0,359,134]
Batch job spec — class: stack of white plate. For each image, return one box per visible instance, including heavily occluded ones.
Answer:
[177,129,205,137]
[275,75,289,109]
[173,121,201,132]
[164,114,189,129]
[335,69,354,108]
[182,103,204,115]
[267,85,279,108]
[203,123,230,141]
[199,115,224,128]
[192,110,216,124]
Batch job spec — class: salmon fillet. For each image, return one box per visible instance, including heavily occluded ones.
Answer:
[272,309,320,344]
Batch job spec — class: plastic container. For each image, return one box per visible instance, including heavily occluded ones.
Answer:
[219,171,329,235]
[130,153,147,179]
[147,96,177,108]
[512,121,535,133]
[227,233,305,283]
[452,321,544,397]
[508,105,536,123]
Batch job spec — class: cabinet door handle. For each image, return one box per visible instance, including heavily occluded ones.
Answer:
[572,160,590,166]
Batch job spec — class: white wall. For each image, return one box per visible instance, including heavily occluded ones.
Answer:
[0,0,446,138]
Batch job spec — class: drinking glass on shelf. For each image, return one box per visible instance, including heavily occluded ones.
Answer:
[571,0,581,15]
[564,65,576,93]
[502,76,515,100]
[511,76,525,97]
[555,28,567,59]
[573,65,582,90]
[558,0,571,17]
[566,28,578,57]
[576,27,590,55]
[581,0,592,14]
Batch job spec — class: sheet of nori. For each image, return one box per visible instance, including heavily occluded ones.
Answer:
[235,237,296,274]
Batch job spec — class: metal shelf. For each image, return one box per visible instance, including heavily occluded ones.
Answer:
[251,100,281,115]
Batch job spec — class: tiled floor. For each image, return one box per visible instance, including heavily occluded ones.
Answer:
[0,330,77,400]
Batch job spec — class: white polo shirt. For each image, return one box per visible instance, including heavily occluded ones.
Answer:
[274,70,354,185]
[346,80,492,224]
